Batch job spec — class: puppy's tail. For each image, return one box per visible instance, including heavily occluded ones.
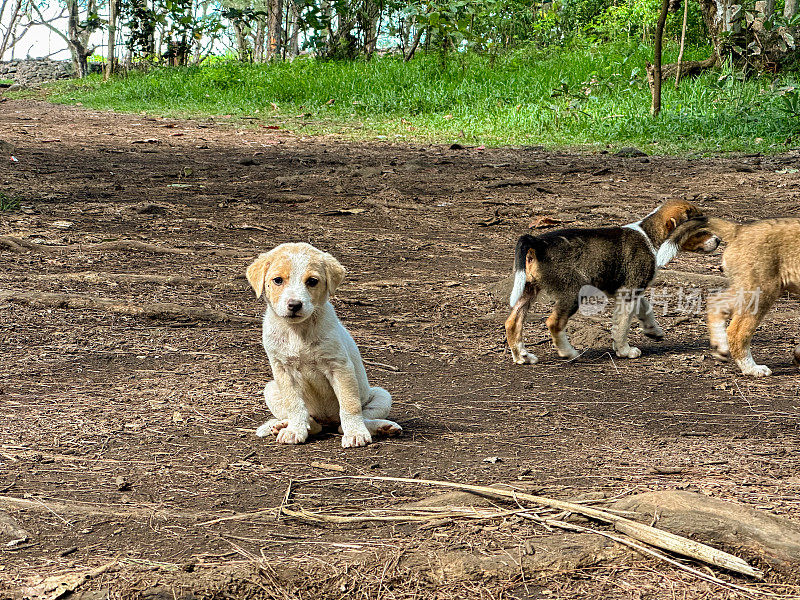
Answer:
[704,217,741,242]
[509,234,540,307]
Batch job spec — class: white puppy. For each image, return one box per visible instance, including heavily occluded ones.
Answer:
[246,242,402,448]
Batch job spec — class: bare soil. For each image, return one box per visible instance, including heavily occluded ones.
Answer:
[1,99,800,599]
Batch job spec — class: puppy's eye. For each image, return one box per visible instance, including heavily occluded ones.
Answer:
[272,277,284,285]
[306,277,319,288]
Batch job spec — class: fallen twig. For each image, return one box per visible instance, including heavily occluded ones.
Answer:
[34,271,244,289]
[0,290,260,323]
[0,494,259,522]
[519,513,785,598]
[295,475,763,580]
[0,235,53,253]
[281,504,526,524]
[362,358,400,372]
[92,240,190,254]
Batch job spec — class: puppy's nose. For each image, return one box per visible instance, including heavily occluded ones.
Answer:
[287,300,303,314]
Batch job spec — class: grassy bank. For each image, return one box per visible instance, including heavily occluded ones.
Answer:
[34,42,800,154]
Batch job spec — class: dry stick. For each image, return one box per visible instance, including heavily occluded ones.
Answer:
[30,496,69,524]
[362,358,400,372]
[0,495,245,521]
[33,272,246,291]
[296,476,762,580]
[518,514,786,598]
[277,479,294,522]
[280,505,527,524]
[0,290,261,324]
[196,508,276,527]
[0,235,52,253]
[92,240,191,254]
[675,0,690,89]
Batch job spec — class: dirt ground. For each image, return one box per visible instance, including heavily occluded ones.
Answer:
[1,98,800,599]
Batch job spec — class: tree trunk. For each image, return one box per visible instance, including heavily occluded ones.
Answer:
[650,0,670,117]
[786,0,798,18]
[66,0,94,78]
[266,0,283,60]
[404,24,424,61]
[287,1,300,57]
[700,0,797,69]
[104,0,118,80]
[253,18,265,62]
[231,20,250,61]
[359,0,381,57]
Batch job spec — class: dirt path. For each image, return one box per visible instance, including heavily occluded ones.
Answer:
[1,99,800,599]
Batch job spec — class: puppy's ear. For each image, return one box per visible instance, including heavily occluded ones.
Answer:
[322,252,346,295]
[666,217,679,234]
[246,253,272,299]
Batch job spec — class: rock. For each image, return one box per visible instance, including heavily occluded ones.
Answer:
[0,510,31,542]
[613,147,648,158]
[0,59,73,86]
[612,491,800,579]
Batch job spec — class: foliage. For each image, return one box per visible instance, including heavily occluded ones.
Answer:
[120,0,223,63]
[592,0,707,47]
[0,191,21,211]
[40,42,800,154]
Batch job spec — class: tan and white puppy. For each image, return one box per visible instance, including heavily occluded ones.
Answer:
[705,217,800,377]
[246,242,402,448]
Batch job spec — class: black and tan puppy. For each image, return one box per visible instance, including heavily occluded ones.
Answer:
[505,201,719,365]
[705,217,800,377]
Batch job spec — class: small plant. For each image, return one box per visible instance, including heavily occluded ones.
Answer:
[775,86,800,119]
[0,192,21,211]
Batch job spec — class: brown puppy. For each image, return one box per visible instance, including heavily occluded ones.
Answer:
[506,201,719,364]
[705,217,800,377]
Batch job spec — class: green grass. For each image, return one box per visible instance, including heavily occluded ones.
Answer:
[0,79,13,85]
[30,41,800,155]
[0,192,21,211]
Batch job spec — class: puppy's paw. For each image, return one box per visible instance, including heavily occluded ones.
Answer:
[643,326,665,340]
[710,347,730,362]
[513,351,538,365]
[740,363,772,377]
[256,419,289,438]
[616,345,641,359]
[557,347,580,360]
[342,427,372,448]
[256,421,280,438]
[276,426,309,445]
[376,421,402,437]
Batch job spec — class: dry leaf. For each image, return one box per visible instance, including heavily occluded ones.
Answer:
[530,216,562,228]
